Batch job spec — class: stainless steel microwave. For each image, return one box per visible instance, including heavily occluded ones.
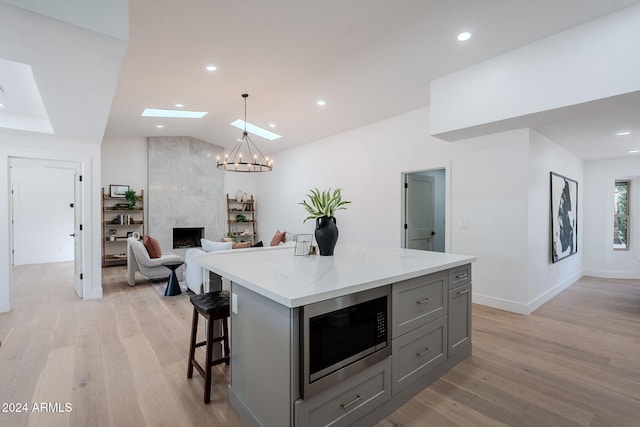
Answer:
[300,285,391,398]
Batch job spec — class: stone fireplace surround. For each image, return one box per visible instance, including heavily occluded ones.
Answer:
[148,137,226,253]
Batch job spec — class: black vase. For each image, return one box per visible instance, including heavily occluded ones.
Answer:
[315,216,338,256]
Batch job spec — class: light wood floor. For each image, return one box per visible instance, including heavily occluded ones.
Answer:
[0,264,638,427]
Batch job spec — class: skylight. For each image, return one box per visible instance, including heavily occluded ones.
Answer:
[0,59,53,134]
[230,119,282,141]
[141,108,207,118]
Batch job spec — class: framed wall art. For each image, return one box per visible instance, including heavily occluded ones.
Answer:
[550,172,578,263]
[109,184,129,198]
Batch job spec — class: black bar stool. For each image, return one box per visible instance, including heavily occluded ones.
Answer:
[187,291,231,403]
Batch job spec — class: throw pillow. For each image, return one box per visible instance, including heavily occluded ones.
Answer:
[233,241,251,249]
[143,235,162,259]
[251,240,264,247]
[201,239,233,252]
[270,230,286,246]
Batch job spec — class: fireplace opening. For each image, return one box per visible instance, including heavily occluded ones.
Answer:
[173,227,204,248]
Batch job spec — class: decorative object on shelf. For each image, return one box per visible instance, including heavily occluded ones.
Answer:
[226,193,257,244]
[125,189,137,210]
[300,188,351,256]
[216,94,273,172]
[235,189,243,202]
[294,234,313,256]
[110,184,129,198]
[242,192,249,202]
[102,188,145,267]
[550,172,578,263]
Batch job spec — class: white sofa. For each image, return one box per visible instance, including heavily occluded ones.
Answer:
[127,237,184,287]
[184,242,294,294]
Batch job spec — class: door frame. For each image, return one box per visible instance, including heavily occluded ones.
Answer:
[1,148,93,313]
[401,163,452,252]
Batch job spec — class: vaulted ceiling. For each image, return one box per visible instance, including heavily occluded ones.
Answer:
[5,1,640,161]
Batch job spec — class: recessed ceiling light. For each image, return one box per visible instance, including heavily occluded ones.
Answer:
[457,31,471,41]
[0,103,5,107]
[616,131,631,136]
[156,124,164,128]
[174,103,184,108]
[317,100,326,106]
[629,149,639,153]
[205,65,217,71]
[230,119,282,141]
[269,123,276,128]
[142,108,207,118]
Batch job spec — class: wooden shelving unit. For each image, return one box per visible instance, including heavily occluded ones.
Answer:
[102,188,145,267]
[226,194,256,244]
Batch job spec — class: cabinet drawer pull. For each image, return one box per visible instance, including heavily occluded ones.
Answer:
[457,289,469,295]
[416,297,431,305]
[340,394,363,410]
[455,273,468,280]
[416,347,431,357]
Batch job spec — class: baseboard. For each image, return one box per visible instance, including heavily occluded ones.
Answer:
[473,271,582,315]
[525,271,582,314]
[583,270,640,279]
[471,293,530,315]
[82,287,103,300]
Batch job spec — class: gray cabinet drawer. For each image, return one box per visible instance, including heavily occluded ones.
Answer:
[392,271,447,338]
[448,283,471,357]
[392,316,447,395]
[448,264,471,289]
[295,358,391,427]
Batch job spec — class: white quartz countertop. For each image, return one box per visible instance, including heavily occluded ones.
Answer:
[194,244,476,308]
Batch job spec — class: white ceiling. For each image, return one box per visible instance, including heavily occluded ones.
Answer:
[104,0,640,160]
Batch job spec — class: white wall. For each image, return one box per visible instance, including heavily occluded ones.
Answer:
[11,159,75,264]
[430,3,640,140]
[450,129,531,310]
[583,156,640,278]
[526,130,583,312]
[102,136,149,225]
[254,108,588,314]
[255,107,563,313]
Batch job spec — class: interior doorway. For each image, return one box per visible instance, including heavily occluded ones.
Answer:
[402,168,447,252]
[9,158,83,298]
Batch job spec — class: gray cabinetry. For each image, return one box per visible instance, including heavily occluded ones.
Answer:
[391,316,446,394]
[448,263,471,289]
[448,282,471,357]
[447,263,472,357]
[295,358,391,427]
[392,271,447,338]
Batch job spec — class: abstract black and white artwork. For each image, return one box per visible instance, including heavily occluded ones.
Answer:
[550,172,578,263]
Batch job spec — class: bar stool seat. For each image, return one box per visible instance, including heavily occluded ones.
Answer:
[187,291,230,403]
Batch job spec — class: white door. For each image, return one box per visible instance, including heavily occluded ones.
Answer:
[73,172,83,298]
[405,174,435,250]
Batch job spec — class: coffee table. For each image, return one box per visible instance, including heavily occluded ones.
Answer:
[163,261,184,296]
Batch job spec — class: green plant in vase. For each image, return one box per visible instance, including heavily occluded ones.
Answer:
[125,189,137,210]
[299,188,350,256]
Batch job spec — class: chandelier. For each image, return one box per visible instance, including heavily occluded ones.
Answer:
[217,93,273,172]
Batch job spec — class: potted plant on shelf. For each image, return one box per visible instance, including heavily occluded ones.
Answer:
[125,189,137,210]
[300,188,351,256]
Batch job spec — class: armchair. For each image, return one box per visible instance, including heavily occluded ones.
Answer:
[127,237,183,286]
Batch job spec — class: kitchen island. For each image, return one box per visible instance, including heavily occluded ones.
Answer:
[194,244,475,427]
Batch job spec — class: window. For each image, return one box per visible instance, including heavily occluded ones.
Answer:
[614,180,629,250]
